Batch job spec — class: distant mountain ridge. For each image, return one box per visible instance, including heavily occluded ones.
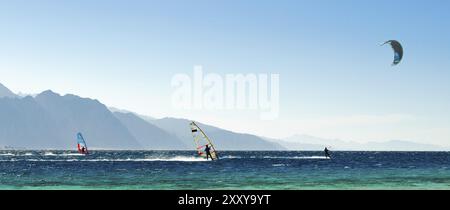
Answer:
[0,83,283,150]
[113,112,187,150]
[1,82,444,151]
[0,83,17,98]
[273,135,448,151]
[34,90,142,149]
[147,118,284,151]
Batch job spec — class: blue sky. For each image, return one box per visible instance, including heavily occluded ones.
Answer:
[1,0,449,145]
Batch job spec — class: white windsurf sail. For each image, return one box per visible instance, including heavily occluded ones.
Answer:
[190,121,218,160]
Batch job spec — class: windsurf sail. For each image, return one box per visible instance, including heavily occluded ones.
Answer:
[190,121,218,160]
[76,132,88,155]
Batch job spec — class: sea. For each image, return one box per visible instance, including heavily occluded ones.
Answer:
[0,150,449,190]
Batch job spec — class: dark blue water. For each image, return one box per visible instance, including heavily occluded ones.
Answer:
[1,151,449,189]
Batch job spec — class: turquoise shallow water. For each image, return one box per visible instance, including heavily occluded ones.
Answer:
[0,151,449,190]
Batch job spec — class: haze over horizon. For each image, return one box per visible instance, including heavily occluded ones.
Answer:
[1,0,449,147]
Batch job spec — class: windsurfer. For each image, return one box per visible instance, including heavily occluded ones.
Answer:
[205,145,214,160]
[77,133,89,155]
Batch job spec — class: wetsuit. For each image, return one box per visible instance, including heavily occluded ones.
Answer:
[324,148,331,159]
[205,145,214,160]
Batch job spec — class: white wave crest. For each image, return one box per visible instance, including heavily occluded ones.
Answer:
[138,156,208,162]
[60,153,85,156]
[263,156,330,160]
[6,156,208,162]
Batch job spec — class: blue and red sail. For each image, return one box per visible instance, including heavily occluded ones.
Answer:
[77,132,89,155]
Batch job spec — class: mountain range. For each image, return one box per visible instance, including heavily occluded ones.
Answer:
[273,134,448,151]
[0,83,282,150]
[1,83,446,151]
[0,83,17,98]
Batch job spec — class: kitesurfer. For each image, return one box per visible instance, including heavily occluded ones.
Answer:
[324,147,331,159]
[205,145,214,160]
